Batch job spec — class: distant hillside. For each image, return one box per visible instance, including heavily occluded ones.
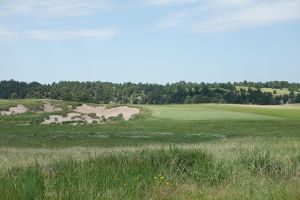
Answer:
[1,80,300,105]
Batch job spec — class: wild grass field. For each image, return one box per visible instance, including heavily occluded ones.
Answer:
[0,100,299,199]
[235,86,300,96]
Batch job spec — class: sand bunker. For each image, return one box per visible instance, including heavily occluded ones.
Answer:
[74,104,140,121]
[0,105,27,115]
[42,113,84,124]
[0,103,62,116]
[42,105,139,124]
[43,103,62,112]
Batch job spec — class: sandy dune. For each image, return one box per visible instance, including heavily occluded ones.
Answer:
[1,103,63,116]
[0,105,27,115]
[43,103,62,112]
[42,113,83,124]
[42,104,139,124]
[74,104,140,120]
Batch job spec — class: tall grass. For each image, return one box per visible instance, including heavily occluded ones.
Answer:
[0,147,299,200]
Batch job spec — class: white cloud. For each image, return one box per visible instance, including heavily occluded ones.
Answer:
[0,0,112,17]
[25,29,118,40]
[0,1,118,42]
[193,0,300,32]
[207,0,250,7]
[157,11,190,27]
[0,28,117,41]
[145,0,197,6]
[152,0,300,32]
[0,26,17,41]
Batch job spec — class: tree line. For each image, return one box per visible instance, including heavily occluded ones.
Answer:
[1,80,300,105]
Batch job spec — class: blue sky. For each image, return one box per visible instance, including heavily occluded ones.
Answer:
[1,0,300,84]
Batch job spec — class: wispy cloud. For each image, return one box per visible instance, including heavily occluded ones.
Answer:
[25,29,118,40]
[157,10,192,27]
[145,0,197,6]
[0,0,112,17]
[150,0,300,32]
[194,0,300,32]
[0,0,117,42]
[0,26,17,41]
[0,28,117,41]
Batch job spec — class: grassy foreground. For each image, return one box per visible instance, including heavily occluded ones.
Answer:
[0,100,300,199]
[0,142,299,200]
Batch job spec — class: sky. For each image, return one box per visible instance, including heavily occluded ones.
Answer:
[1,0,300,84]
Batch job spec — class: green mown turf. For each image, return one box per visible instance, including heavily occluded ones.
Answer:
[145,104,283,121]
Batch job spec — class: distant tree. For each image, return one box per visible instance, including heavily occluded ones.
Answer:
[283,94,289,104]
[184,96,192,104]
[295,94,300,103]
[289,91,295,98]
[1,80,300,105]
[62,92,72,101]
[274,96,282,105]
[10,93,18,99]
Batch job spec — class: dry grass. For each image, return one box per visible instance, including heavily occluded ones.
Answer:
[1,137,298,170]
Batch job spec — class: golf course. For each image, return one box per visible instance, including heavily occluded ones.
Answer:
[0,99,299,199]
[2,0,300,198]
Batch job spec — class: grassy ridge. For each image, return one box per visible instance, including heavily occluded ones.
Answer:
[236,86,300,96]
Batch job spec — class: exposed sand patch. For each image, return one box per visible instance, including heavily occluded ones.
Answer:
[0,105,27,115]
[41,104,139,124]
[43,103,62,112]
[42,113,83,124]
[81,115,101,124]
[74,104,140,120]
[0,103,63,116]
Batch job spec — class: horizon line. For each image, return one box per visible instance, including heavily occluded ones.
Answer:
[1,79,300,85]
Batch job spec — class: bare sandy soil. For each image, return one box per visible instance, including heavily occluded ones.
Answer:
[1,103,139,124]
[74,104,140,120]
[0,105,27,115]
[42,104,140,124]
[41,113,102,125]
[43,103,62,112]
[42,113,84,124]
[1,103,63,116]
